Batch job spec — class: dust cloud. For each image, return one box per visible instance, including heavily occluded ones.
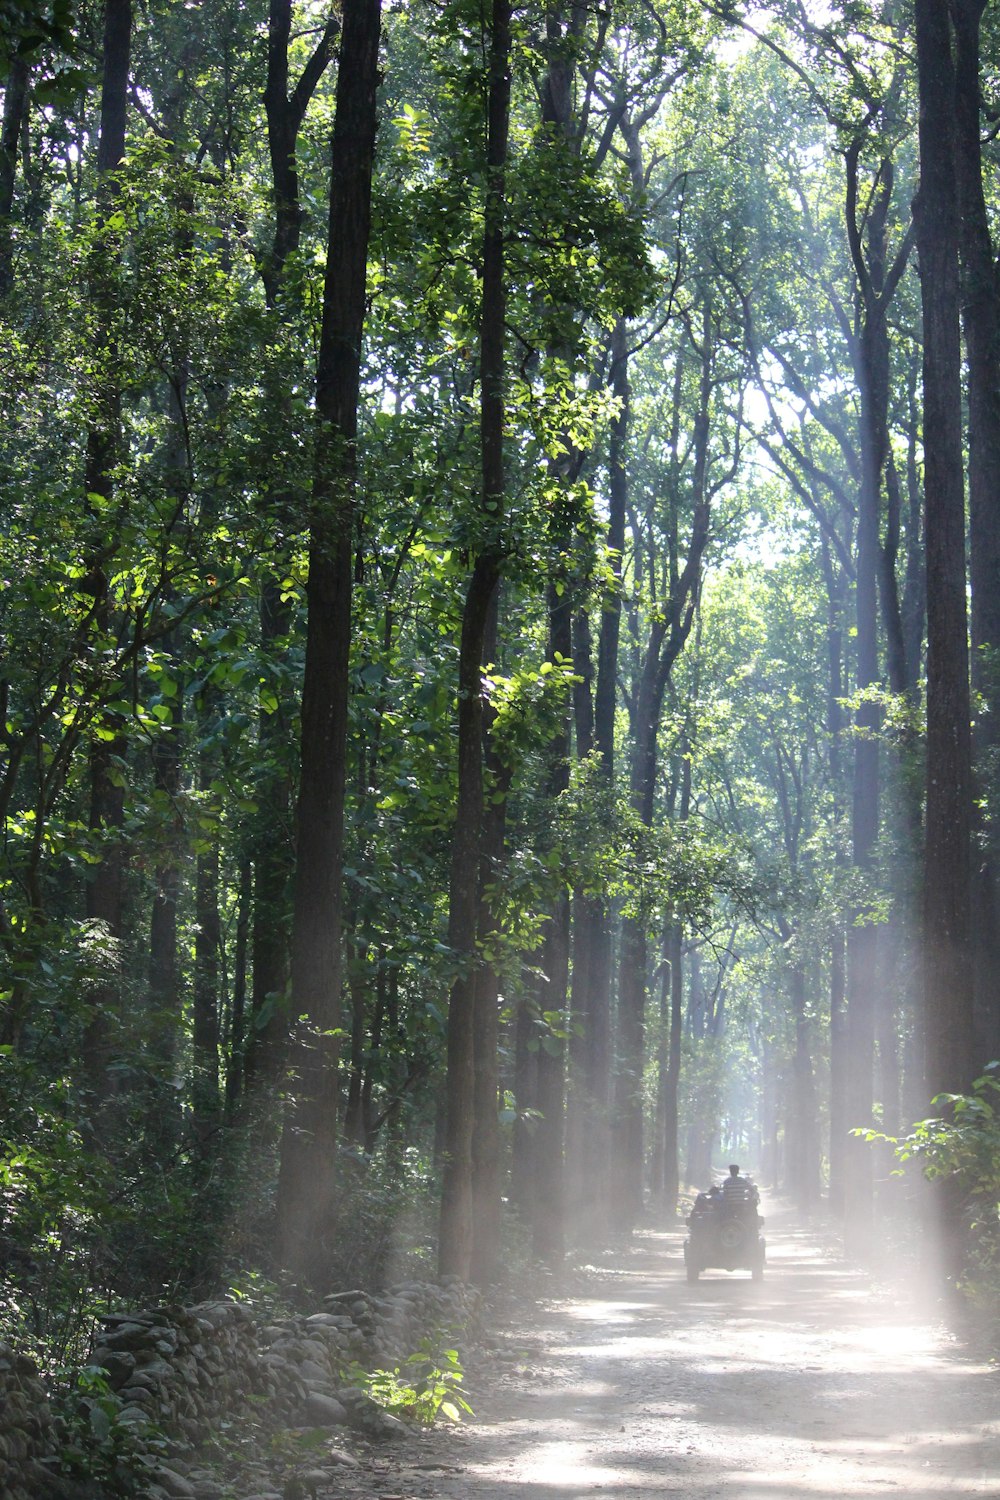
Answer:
[376,1203,1000,1499]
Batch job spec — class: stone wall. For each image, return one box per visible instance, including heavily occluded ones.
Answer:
[0,1342,58,1500]
[0,1278,480,1499]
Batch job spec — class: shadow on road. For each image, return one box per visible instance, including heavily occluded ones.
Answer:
[410,1206,1000,1500]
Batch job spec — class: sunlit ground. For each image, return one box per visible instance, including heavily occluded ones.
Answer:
[422,1204,1000,1499]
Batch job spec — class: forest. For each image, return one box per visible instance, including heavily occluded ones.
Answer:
[2,0,1000,1379]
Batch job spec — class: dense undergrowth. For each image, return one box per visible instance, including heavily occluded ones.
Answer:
[0,1044,446,1385]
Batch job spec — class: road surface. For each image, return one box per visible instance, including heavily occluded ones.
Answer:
[375,1208,1000,1500]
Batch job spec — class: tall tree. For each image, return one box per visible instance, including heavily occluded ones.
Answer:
[951,0,1000,1062]
[438,0,510,1282]
[79,0,133,1110]
[275,0,382,1289]
[913,0,974,1103]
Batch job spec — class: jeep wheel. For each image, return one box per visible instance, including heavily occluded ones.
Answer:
[719,1221,745,1252]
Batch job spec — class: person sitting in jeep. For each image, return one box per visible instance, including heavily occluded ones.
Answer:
[722,1162,759,1206]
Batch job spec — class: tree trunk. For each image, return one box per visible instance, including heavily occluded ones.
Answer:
[147,690,182,1085]
[828,922,847,1213]
[275,0,382,1290]
[246,577,295,1092]
[952,0,1000,1065]
[224,858,252,1116]
[660,749,691,1217]
[250,1,338,1094]
[787,961,820,1208]
[192,749,222,1153]
[822,543,849,1213]
[471,595,509,1286]
[0,55,29,295]
[531,577,573,1267]
[569,319,629,1243]
[438,557,501,1278]
[914,0,975,1104]
[438,0,510,1282]
[79,0,132,1111]
[842,164,889,1257]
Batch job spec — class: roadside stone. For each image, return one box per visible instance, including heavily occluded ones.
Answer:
[324,1446,361,1467]
[303,1392,349,1425]
[151,1464,198,1498]
[1,1274,482,1499]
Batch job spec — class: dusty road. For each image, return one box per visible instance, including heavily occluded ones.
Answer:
[368,1207,1000,1500]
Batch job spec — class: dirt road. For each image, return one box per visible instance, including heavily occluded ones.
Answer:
[372,1207,1000,1500]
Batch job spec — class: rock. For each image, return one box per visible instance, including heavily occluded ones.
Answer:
[92,1349,136,1385]
[115,1405,154,1429]
[189,1479,225,1499]
[303,1392,348,1426]
[151,1465,198,1498]
[128,1360,173,1386]
[118,1385,157,1405]
[370,1410,408,1438]
[99,1323,159,1350]
[324,1447,360,1468]
[300,1467,342,1493]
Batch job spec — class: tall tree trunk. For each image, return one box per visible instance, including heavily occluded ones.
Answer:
[660,749,691,1216]
[250,1,338,1094]
[439,555,502,1278]
[509,991,538,1217]
[275,0,382,1290]
[914,0,975,1105]
[147,690,182,1086]
[822,542,849,1213]
[842,146,895,1257]
[952,0,1000,1064]
[470,596,509,1286]
[828,922,847,1211]
[566,609,595,1235]
[613,641,663,1225]
[532,578,573,1267]
[786,960,819,1208]
[192,729,222,1154]
[79,0,132,1111]
[438,0,509,1280]
[569,318,629,1242]
[225,858,252,1116]
[0,54,29,295]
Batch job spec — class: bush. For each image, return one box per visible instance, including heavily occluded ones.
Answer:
[859,1067,1000,1310]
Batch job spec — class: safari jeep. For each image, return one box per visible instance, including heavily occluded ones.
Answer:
[683,1181,766,1282]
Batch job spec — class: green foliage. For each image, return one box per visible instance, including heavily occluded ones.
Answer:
[55,1365,162,1497]
[351,1340,473,1426]
[859,1071,1000,1198]
[857,1071,1000,1304]
[0,1057,118,1370]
